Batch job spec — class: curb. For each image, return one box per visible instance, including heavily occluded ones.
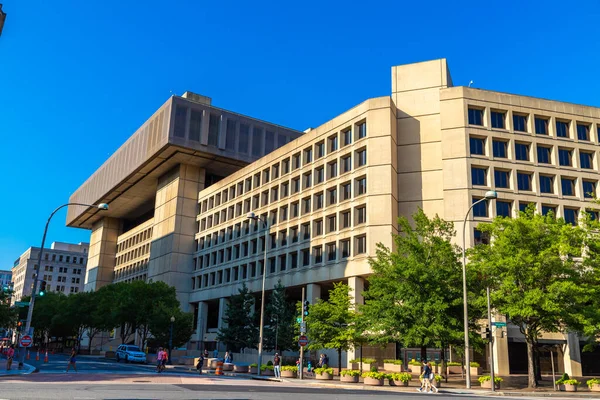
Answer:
[0,362,36,376]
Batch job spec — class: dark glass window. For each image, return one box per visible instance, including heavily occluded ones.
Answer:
[316,142,325,158]
[564,208,578,225]
[472,198,488,217]
[474,229,490,245]
[539,175,554,193]
[542,205,556,217]
[513,114,527,132]
[174,106,187,138]
[340,239,350,258]
[252,127,263,156]
[225,119,237,151]
[515,143,530,161]
[496,201,512,217]
[471,167,487,185]
[537,146,551,164]
[265,131,275,153]
[586,209,599,221]
[583,180,596,198]
[558,148,572,166]
[208,114,220,146]
[238,123,249,153]
[535,117,548,135]
[577,123,590,141]
[492,140,507,158]
[519,202,534,213]
[494,170,509,188]
[561,177,575,196]
[580,151,593,169]
[517,172,532,191]
[190,110,202,142]
[556,120,569,138]
[470,137,485,155]
[357,149,367,166]
[468,108,484,126]
[358,122,367,139]
[491,111,506,129]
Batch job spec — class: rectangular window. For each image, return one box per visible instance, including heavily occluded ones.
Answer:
[513,114,527,132]
[281,182,289,197]
[263,169,270,184]
[583,180,596,198]
[327,214,337,233]
[535,117,548,135]
[291,201,299,218]
[252,126,263,156]
[561,177,576,196]
[580,151,593,169]
[357,149,367,167]
[341,210,351,229]
[340,239,350,258]
[313,219,323,236]
[291,226,299,243]
[358,122,367,139]
[304,147,313,164]
[302,248,310,266]
[558,148,572,166]
[542,205,557,217]
[327,187,337,206]
[302,197,311,214]
[292,177,300,194]
[316,141,325,158]
[491,111,506,129]
[355,236,367,255]
[327,243,337,262]
[492,140,507,158]
[341,182,352,201]
[189,109,202,142]
[272,164,279,179]
[470,137,485,156]
[282,159,290,174]
[577,123,590,141]
[174,105,187,138]
[474,229,490,245]
[515,142,530,161]
[564,208,578,225]
[328,135,338,152]
[342,155,352,173]
[468,108,484,126]
[290,252,298,269]
[292,153,301,169]
[303,172,312,189]
[239,124,250,153]
[537,145,551,164]
[471,166,487,186]
[342,129,352,146]
[587,209,600,221]
[494,169,510,189]
[314,192,324,210]
[225,119,236,151]
[208,114,220,146]
[315,166,324,184]
[472,197,488,217]
[556,120,569,138]
[539,175,554,194]
[356,177,367,196]
[328,161,338,179]
[313,246,323,264]
[496,201,512,217]
[265,131,275,153]
[302,223,310,240]
[519,202,534,213]
[356,206,366,225]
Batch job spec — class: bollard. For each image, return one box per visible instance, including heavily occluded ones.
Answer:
[36,351,40,361]
[26,350,30,360]
[44,350,48,363]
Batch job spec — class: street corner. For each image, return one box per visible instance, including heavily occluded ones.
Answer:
[0,361,36,376]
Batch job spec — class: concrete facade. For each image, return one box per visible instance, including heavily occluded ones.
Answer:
[68,60,600,375]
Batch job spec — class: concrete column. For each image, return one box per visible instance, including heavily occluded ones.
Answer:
[306,283,321,304]
[84,217,119,292]
[563,332,583,377]
[196,301,208,343]
[347,276,364,367]
[217,297,230,352]
[493,321,510,375]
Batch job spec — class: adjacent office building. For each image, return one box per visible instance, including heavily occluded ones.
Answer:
[0,270,12,289]
[67,59,600,375]
[11,242,89,301]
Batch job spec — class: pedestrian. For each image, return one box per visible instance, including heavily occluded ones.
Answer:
[224,351,231,363]
[6,345,14,370]
[323,353,329,367]
[427,361,439,393]
[65,348,77,373]
[307,360,313,377]
[318,353,324,367]
[417,360,431,393]
[196,352,204,375]
[273,353,281,378]
[156,347,167,373]
[203,348,209,359]
[213,348,219,358]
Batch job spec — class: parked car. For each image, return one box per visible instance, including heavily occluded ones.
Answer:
[115,345,147,363]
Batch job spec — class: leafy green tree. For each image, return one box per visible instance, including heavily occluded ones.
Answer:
[147,305,194,349]
[30,291,69,344]
[468,208,597,388]
[217,283,258,352]
[0,289,17,330]
[305,282,357,375]
[361,209,475,373]
[264,281,296,352]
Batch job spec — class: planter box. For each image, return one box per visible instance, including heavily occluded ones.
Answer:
[564,384,578,392]
[250,367,258,374]
[349,362,360,370]
[362,362,377,372]
[223,363,234,371]
[409,365,421,375]
[481,380,500,390]
[590,383,600,392]
[470,367,482,376]
[447,365,462,374]
[233,365,248,373]
[341,375,359,383]
[316,372,333,380]
[384,363,403,372]
[390,380,409,387]
[281,370,297,378]
[364,377,384,386]
[261,369,275,376]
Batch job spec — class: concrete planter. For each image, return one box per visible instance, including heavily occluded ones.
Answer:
[590,384,600,392]
[281,370,296,378]
[261,369,275,376]
[250,366,258,374]
[223,363,234,371]
[390,380,409,387]
[447,365,462,374]
[341,375,359,383]
[470,366,481,376]
[363,377,384,386]
[409,365,421,375]
[316,372,333,380]
[481,380,500,390]
[384,363,403,372]
[349,362,360,370]
[564,384,578,392]
[362,362,377,372]
[233,365,248,373]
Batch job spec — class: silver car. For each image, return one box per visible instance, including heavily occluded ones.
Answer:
[115,345,147,363]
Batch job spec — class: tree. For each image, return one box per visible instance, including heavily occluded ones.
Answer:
[305,282,357,375]
[264,281,296,352]
[361,209,475,373]
[147,306,194,349]
[0,288,17,330]
[468,207,597,388]
[217,283,258,352]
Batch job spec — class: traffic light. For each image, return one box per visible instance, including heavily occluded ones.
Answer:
[39,280,47,296]
[481,327,492,340]
[303,300,310,316]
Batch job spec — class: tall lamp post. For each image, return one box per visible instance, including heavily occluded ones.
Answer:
[247,212,268,376]
[461,190,497,388]
[17,202,109,369]
[168,316,175,365]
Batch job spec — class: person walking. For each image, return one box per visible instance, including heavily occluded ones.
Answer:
[156,347,165,373]
[65,348,77,373]
[417,360,432,392]
[273,353,281,378]
[203,348,209,359]
[196,352,205,375]
[427,361,439,393]
[213,348,219,358]
[6,345,14,370]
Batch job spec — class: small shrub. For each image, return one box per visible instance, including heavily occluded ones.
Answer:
[389,372,412,382]
[384,359,403,365]
[260,364,274,371]
[434,375,442,382]
[563,379,580,386]
[340,369,361,377]
[362,371,387,380]
[408,359,422,366]
[249,363,258,367]
[447,362,462,366]
[362,358,376,364]
[470,362,480,367]
[322,364,328,369]
[557,373,570,385]
[349,359,360,364]
[280,365,297,372]
[586,378,600,388]
[314,367,334,375]
[370,365,379,372]
[478,375,503,384]
[266,360,273,366]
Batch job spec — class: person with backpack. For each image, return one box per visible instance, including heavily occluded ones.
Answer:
[273,353,281,378]
[196,353,205,375]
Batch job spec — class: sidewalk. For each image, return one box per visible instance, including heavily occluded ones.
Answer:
[0,358,36,376]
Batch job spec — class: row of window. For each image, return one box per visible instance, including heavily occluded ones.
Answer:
[199,124,367,214]
[116,243,150,267]
[43,253,86,265]
[191,235,367,290]
[114,261,148,281]
[43,265,84,274]
[117,227,153,254]
[470,136,596,168]
[198,176,367,233]
[471,165,597,197]
[41,274,81,284]
[468,107,599,141]
[197,204,367,254]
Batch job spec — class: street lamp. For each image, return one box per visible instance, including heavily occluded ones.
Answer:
[246,212,268,376]
[17,202,109,369]
[168,316,175,365]
[461,190,497,388]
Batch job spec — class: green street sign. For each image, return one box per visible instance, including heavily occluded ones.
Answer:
[493,322,507,327]
[15,302,30,307]
[296,317,302,323]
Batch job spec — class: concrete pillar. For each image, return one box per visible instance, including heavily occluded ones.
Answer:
[217,297,230,352]
[306,283,321,304]
[84,217,119,292]
[347,276,364,367]
[492,321,510,375]
[196,301,208,343]
[563,332,583,377]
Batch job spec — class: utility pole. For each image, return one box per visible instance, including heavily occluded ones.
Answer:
[487,286,496,392]
[299,286,305,380]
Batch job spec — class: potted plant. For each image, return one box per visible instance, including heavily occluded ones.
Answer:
[478,375,503,389]
[280,365,297,378]
[557,373,570,391]
[361,358,377,372]
[249,363,258,374]
[389,372,412,386]
[349,359,360,370]
[470,361,481,376]
[562,379,580,392]
[314,366,334,380]
[587,378,600,392]
[233,364,249,373]
[384,359,403,372]
[362,371,387,386]
[434,374,442,388]
[260,364,275,376]
[446,361,462,375]
[340,369,361,383]
[408,359,422,375]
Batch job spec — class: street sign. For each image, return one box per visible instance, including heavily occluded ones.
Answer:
[300,322,306,333]
[19,335,32,348]
[298,335,308,347]
[492,322,507,327]
[296,317,302,323]
[14,302,29,307]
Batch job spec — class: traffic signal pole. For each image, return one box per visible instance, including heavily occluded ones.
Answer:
[299,286,305,380]
[487,286,495,392]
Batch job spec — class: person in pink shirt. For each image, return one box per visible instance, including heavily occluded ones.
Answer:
[156,347,165,373]
[6,345,14,370]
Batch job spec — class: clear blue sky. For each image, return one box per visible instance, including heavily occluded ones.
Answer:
[1,0,599,270]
